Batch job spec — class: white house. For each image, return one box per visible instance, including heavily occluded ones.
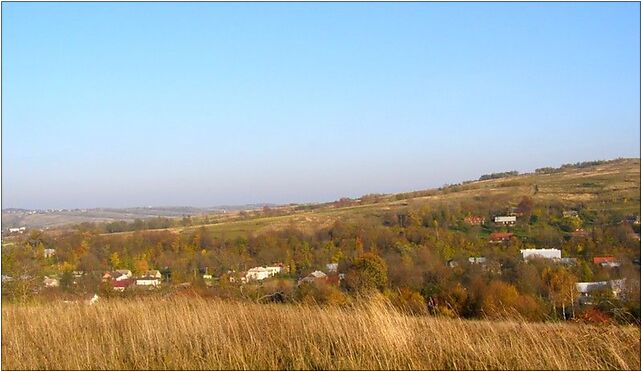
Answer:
[494,216,517,225]
[245,266,283,281]
[143,270,162,279]
[116,269,132,279]
[43,276,59,288]
[576,279,626,305]
[298,270,327,285]
[326,263,338,273]
[135,277,161,287]
[521,248,562,261]
[468,257,487,264]
[103,269,132,282]
[44,248,56,258]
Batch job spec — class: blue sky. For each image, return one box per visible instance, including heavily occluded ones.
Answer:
[2,2,640,209]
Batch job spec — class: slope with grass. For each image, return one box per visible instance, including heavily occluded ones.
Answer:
[2,297,640,370]
[166,158,641,238]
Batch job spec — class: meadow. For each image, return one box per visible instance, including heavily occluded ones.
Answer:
[2,296,640,370]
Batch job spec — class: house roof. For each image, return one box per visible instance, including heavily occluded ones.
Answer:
[136,276,160,281]
[112,278,134,288]
[593,256,617,264]
[489,232,513,240]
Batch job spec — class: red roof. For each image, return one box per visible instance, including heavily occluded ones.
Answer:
[111,278,134,288]
[593,256,616,264]
[489,232,513,240]
[464,216,485,224]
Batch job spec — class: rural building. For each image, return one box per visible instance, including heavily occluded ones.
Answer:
[112,278,134,291]
[468,257,487,264]
[43,276,59,288]
[563,210,579,218]
[464,216,485,225]
[8,227,26,234]
[326,263,338,273]
[494,216,516,225]
[143,270,162,279]
[559,257,578,265]
[103,269,133,282]
[135,276,161,287]
[521,248,562,261]
[576,279,626,305]
[245,265,283,281]
[593,256,621,268]
[43,248,56,258]
[489,232,513,243]
[298,270,328,285]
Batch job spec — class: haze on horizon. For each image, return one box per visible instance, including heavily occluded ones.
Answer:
[2,2,640,210]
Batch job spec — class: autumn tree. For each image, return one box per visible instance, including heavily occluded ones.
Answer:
[343,252,388,294]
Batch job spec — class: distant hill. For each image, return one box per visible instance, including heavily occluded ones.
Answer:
[1,204,277,229]
[3,158,639,232]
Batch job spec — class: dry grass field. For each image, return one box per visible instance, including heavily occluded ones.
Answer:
[2,297,640,370]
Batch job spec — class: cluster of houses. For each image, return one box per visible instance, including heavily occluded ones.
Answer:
[102,269,162,291]
[226,262,343,287]
[7,226,26,234]
[449,247,629,304]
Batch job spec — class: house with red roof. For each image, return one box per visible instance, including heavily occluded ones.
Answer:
[489,232,513,243]
[593,256,621,268]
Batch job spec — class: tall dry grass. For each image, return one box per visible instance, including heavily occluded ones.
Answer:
[2,296,640,370]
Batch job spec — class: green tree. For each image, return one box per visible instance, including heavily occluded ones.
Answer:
[344,252,388,294]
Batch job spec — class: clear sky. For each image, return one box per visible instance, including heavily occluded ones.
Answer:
[2,2,640,209]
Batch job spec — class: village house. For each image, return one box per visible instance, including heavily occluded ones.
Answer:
[559,257,578,265]
[43,248,56,258]
[298,270,328,285]
[102,269,133,282]
[135,276,161,287]
[8,227,26,234]
[245,265,283,281]
[576,279,626,305]
[143,270,162,279]
[43,276,59,288]
[112,278,134,292]
[464,216,485,225]
[72,271,85,278]
[326,263,338,273]
[521,248,562,261]
[563,210,579,218]
[593,256,621,268]
[468,256,487,264]
[494,216,516,225]
[489,232,513,243]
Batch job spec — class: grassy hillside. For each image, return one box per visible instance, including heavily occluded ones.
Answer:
[2,297,639,370]
[157,158,641,238]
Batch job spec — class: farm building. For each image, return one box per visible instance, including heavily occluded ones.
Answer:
[298,270,328,285]
[489,232,513,243]
[521,248,561,261]
[135,276,161,287]
[593,256,621,268]
[245,265,283,281]
[494,216,516,225]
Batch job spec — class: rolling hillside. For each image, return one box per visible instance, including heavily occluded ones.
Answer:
[101,158,639,238]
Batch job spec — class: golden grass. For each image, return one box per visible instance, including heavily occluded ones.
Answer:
[2,297,640,370]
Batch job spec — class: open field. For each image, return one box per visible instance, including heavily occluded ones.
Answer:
[2,297,640,370]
